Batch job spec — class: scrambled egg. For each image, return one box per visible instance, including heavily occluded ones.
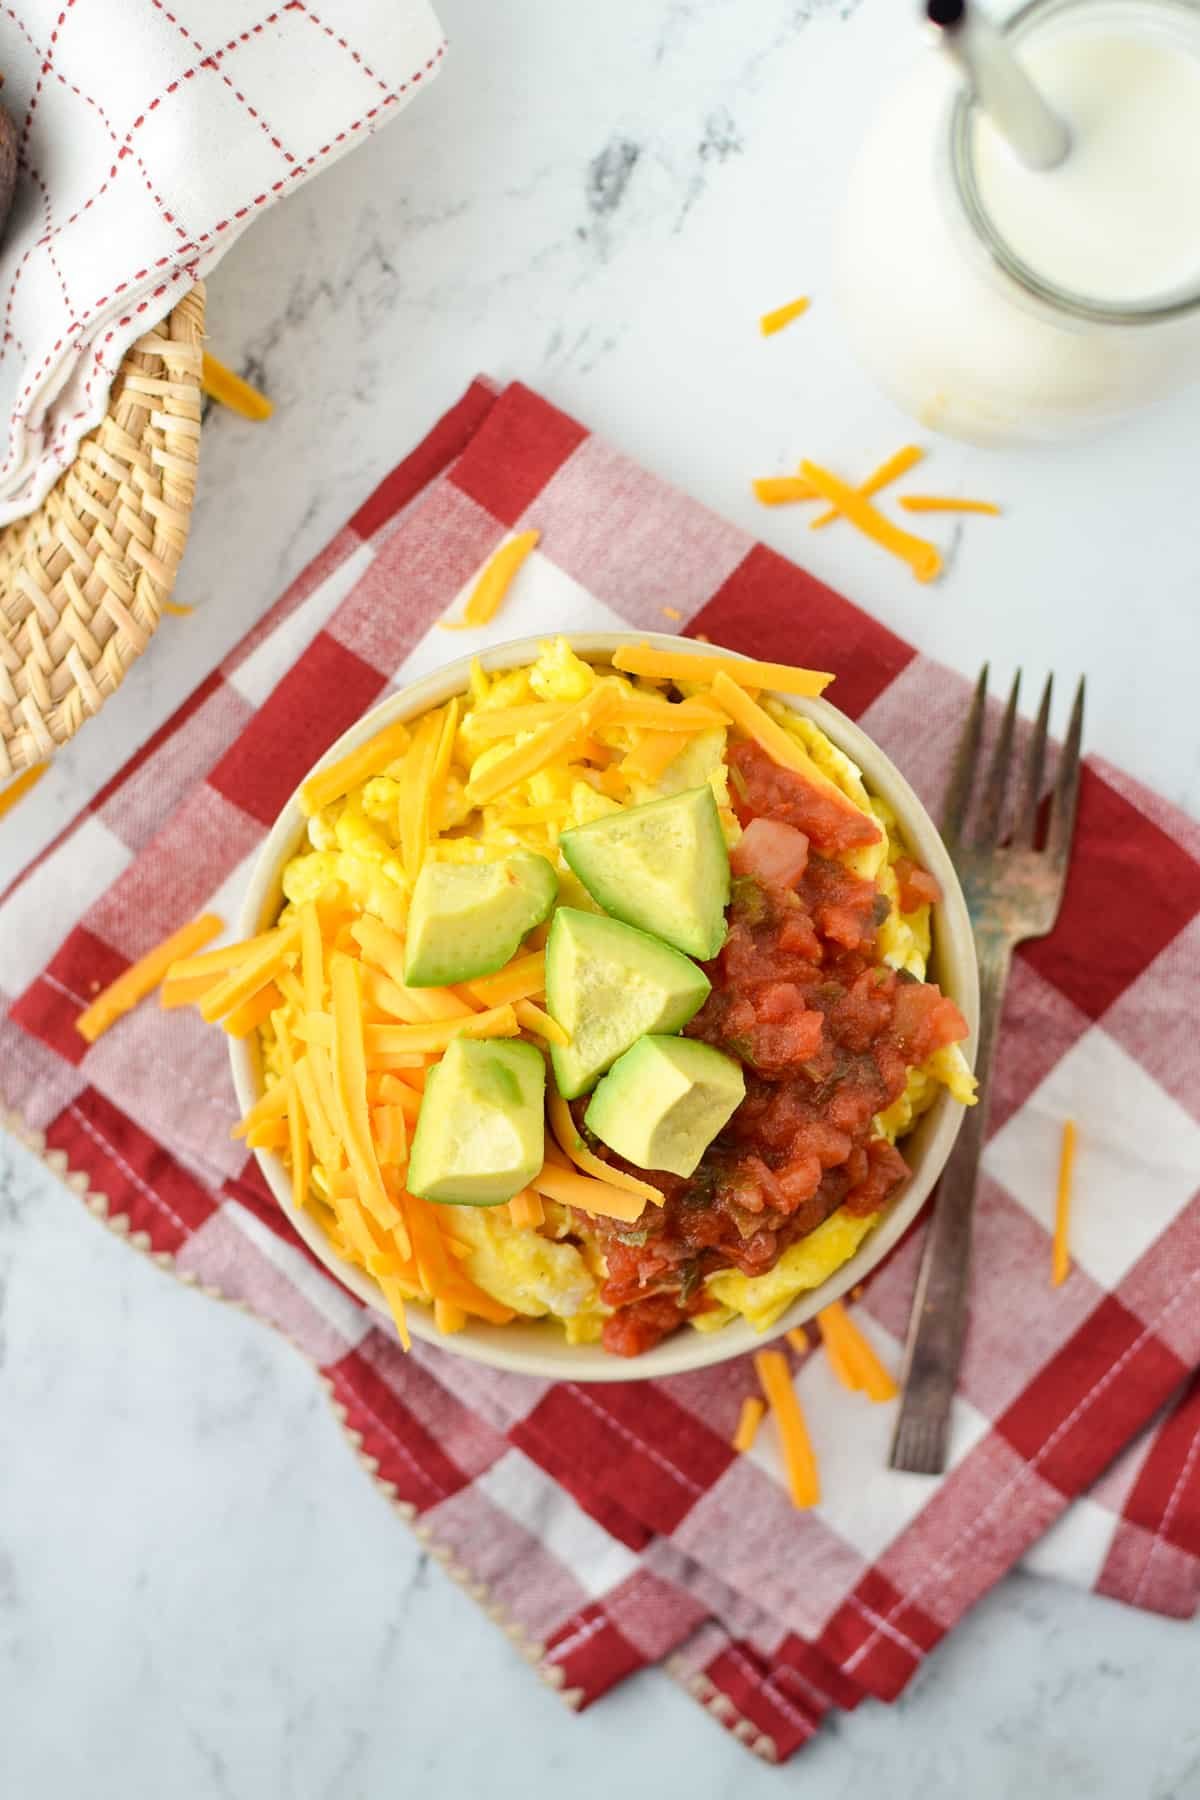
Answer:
[446,1203,607,1344]
[278,638,972,1344]
[701,1209,881,1334]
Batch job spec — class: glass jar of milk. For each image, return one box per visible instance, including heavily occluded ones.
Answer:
[835,0,1200,444]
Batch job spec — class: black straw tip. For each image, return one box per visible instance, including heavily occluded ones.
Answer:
[927,0,966,27]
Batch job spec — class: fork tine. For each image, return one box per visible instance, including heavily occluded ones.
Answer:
[1012,673,1053,848]
[1046,676,1086,868]
[942,664,989,843]
[974,669,1021,848]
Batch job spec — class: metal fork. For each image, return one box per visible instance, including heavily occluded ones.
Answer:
[889,666,1086,1475]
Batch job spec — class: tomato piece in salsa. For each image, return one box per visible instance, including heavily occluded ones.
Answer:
[577,741,967,1357]
[728,738,883,852]
[894,855,942,912]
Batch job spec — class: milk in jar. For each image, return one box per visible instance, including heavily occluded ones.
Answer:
[835,0,1200,444]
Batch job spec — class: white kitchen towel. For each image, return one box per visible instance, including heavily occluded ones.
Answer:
[0,0,444,525]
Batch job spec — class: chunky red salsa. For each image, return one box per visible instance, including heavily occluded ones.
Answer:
[577,740,968,1358]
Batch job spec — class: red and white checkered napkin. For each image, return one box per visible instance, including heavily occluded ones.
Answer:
[4,380,1200,1764]
[0,0,443,523]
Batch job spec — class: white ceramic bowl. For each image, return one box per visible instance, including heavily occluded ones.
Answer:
[231,633,979,1382]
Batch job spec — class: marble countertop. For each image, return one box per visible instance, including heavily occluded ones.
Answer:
[3,0,1199,1793]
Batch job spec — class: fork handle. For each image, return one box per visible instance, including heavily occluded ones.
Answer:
[889,936,1012,1475]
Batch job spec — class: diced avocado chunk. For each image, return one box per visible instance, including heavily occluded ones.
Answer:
[559,786,730,960]
[404,851,557,987]
[406,1037,545,1205]
[585,1036,745,1178]
[545,908,710,1099]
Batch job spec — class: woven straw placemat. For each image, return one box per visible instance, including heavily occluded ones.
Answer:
[0,283,205,777]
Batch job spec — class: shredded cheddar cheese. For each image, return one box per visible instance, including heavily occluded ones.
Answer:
[300,900,324,1014]
[1052,1119,1077,1287]
[620,729,692,784]
[0,756,48,820]
[430,697,464,836]
[371,1005,516,1054]
[434,1298,468,1334]
[786,1326,809,1354]
[607,693,725,732]
[810,444,924,530]
[799,461,942,583]
[360,966,430,1023]
[401,708,447,880]
[299,717,413,819]
[275,1018,310,1215]
[508,1189,545,1229]
[231,1081,290,1141]
[466,687,617,805]
[460,950,546,1009]
[277,968,308,1020]
[816,1302,898,1402]
[221,982,284,1039]
[76,912,224,1043]
[732,1396,766,1453]
[547,1086,663,1208]
[327,1173,377,1261]
[759,295,810,336]
[612,644,833,699]
[293,1054,342,1172]
[752,476,817,507]
[375,1073,423,1124]
[309,1042,345,1143]
[166,930,277,984]
[854,1346,899,1404]
[371,1102,409,1168]
[709,673,847,799]
[298,1006,514,1057]
[330,953,407,1243]
[245,1118,289,1151]
[393,981,476,1022]
[160,971,224,1010]
[197,921,301,1024]
[754,1350,821,1508]
[513,998,569,1046]
[161,600,195,616]
[898,495,1001,516]
[818,1304,861,1385]
[816,1318,858,1391]
[201,352,273,421]
[530,1162,647,1224]
[350,915,407,985]
[375,1275,413,1351]
[415,702,453,845]
[460,530,540,627]
[467,702,572,742]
